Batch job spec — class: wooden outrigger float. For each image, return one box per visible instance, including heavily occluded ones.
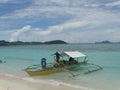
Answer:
[24,51,102,76]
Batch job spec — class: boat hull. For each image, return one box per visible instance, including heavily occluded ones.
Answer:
[25,65,76,76]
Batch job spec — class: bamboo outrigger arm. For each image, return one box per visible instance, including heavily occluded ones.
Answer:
[84,63,103,74]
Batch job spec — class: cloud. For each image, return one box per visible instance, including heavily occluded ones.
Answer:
[8,8,120,42]
[105,0,120,7]
[33,21,89,36]
[10,25,31,42]
[0,0,101,20]
[9,20,89,42]
[0,0,10,3]
[0,0,20,3]
[0,0,120,42]
[0,30,13,41]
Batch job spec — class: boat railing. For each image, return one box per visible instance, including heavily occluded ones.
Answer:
[24,64,42,71]
[24,63,55,71]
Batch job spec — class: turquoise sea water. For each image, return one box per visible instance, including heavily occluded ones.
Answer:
[0,44,120,90]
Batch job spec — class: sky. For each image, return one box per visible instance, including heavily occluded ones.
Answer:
[0,0,120,43]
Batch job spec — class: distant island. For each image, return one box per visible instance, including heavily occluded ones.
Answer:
[95,40,120,44]
[0,40,120,46]
[0,40,67,46]
[44,40,67,44]
[95,40,112,44]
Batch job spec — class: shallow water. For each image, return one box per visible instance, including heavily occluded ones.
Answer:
[0,44,120,90]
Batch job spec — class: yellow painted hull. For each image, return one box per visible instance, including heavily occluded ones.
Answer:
[25,66,75,76]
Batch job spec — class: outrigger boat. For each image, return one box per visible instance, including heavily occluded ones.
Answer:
[24,51,103,76]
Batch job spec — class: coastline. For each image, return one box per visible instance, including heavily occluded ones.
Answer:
[0,73,86,90]
[0,71,102,90]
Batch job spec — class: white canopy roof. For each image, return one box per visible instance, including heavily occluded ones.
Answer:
[63,51,86,58]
